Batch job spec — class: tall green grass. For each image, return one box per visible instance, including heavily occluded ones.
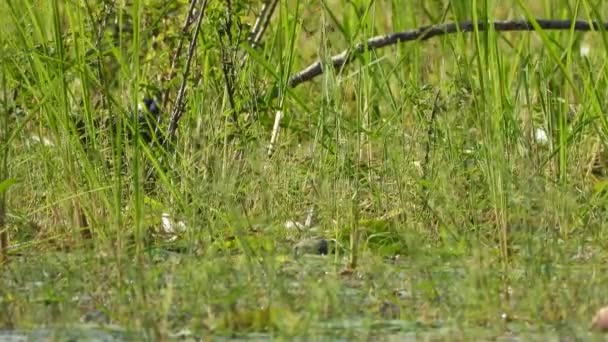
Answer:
[2,0,608,339]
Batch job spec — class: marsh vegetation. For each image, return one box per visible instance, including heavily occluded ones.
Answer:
[2,0,608,340]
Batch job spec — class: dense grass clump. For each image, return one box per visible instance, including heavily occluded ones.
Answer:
[2,0,608,339]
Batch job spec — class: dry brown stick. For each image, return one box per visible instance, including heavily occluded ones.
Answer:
[0,179,6,264]
[240,0,279,67]
[166,0,208,140]
[219,0,238,118]
[161,0,199,110]
[0,72,10,264]
[248,0,279,48]
[287,19,608,89]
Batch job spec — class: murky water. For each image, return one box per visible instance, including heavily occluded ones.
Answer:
[0,326,140,342]
[0,323,595,342]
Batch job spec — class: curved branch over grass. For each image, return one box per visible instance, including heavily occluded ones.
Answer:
[287,19,608,89]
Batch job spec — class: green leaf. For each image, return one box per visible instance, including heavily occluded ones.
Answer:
[0,178,16,193]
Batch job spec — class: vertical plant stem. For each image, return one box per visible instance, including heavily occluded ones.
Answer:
[166,0,208,140]
[0,65,8,264]
[161,0,199,110]
[267,110,282,157]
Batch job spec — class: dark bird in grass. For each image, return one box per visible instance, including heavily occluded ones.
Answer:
[74,97,162,148]
[142,97,160,116]
[72,96,166,192]
[135,97,162,145]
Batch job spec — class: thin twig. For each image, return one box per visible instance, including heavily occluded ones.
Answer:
[304,205,314,228]
[0,72,8,263]
[287,19,608,89]
[91,0,115,87]
[166,0,208,141]
[247,0,269,46]
[161,0,199,110]
[422,91,441,223]
[267,109,282,157]
[423,91,441,181]
[219,0,239,122]
[248,0,279,48]
[240,0,279,67]
[146,1,203,186]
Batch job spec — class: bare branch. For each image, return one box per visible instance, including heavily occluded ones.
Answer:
[287,19,608,89]
[241,0,279,66]
[248,0,279,48]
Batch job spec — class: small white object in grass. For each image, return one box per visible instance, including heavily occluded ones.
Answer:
[394,289,411,299]
[534,128,548,145]
[580,44,590,57]
[161,212,187,234]
[284,220,305,230]
[267,110,283,157]
[592,306,608,332]
[304,207,314,228]
[29,135,55,146]
[285,208,315,231]
[169,329,193,339]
